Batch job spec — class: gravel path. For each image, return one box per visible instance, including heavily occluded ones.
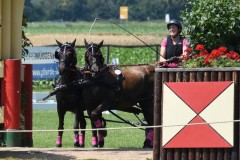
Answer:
[0,147,153,160]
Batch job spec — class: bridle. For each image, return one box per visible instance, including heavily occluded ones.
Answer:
[85,43,104,71]
[86,43,101,57]
[56,43,77,73]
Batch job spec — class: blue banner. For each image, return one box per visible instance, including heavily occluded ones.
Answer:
[32,63,59,80]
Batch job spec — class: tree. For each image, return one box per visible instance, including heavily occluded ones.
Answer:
[24,0,185,22]
[181,0,240,53]
[22,15,32,58]
[163,0,185,20]
[24,0,45,21]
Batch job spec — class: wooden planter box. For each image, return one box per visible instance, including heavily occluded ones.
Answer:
[153,67,240,160]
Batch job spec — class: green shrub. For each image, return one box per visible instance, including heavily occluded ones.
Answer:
[33,79,54,91]
[181,0,240,54]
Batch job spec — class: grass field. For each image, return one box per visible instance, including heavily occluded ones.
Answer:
[33,110,146,148]
[25,20,168,46]
[25,21,167,67]
[25,20,167,35]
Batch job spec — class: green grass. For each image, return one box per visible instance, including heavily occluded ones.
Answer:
[25,20,167,35]
[33,110,146,148]
[75,47,157,67]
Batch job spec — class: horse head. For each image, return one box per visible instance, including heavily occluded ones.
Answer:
[55,39,77,75]
[84,38,105,72]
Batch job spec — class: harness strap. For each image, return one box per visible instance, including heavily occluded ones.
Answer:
[108,110,144,131]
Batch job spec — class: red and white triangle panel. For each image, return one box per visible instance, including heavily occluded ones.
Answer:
[162,81,234,148]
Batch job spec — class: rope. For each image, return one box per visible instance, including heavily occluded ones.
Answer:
[0,119,239,133]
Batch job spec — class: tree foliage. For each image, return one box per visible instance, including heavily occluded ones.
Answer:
[24,0,185,22]
[181,0,240,53]
[22,15,32,58]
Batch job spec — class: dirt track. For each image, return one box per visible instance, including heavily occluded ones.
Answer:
[0,147,153,160]
[27,33,161,46]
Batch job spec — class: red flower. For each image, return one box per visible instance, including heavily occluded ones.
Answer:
[195,44,205,51]
[185,47,192,54]
[193,54,200,58]
[217,47,228,54]
[182,54,190,60]
[210,49,221,58]
[204,57,211,65]
[226,51,239,60]
[199,49,209,56]
[184,44,240,67]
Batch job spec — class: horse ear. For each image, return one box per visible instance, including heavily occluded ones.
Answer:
[98,40,104,48]
[56,40,63,47]
[71,39,76,47]
[84,38,89,48]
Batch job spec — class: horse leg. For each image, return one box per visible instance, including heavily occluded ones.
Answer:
[88,111,105,148]
[90,119,98,148]
[140,101,154,148]
[91,105,108,138]
[78,109,87,148]
[56,108,66,147]
[97,113,105,148]
[73,111,80,147]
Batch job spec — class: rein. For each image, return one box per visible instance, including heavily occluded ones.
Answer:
[89,18,165,59]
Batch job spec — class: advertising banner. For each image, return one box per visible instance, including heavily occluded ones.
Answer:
[22,46,59,80]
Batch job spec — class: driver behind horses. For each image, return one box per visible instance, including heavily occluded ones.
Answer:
[157,19,189,67]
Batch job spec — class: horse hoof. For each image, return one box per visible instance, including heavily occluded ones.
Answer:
[74,142,80,147]
[143,145,153,149]
[99,130,107,137]
[98,141,104,148]
[92,144,98,148]
[143,139,153,148]
[79,144,85,148]
[56,144,62,147]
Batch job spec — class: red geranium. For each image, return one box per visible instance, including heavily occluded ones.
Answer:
[195,44,205,51]
[183,44,240,67]
[226,51,239,60]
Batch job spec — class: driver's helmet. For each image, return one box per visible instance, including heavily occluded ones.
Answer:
[167,19,182,33]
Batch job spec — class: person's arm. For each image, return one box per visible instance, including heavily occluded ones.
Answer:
[177,38,189,61]
[182,38,189,56]
[160,46,167,62]
[159,38,167,62]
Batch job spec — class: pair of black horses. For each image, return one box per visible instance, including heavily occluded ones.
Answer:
[53,39,155,148]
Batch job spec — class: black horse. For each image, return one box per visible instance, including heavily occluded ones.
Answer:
[82,39,155,148]
[54,39,104,148]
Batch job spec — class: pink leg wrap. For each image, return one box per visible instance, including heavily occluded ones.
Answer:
[95,119,102,128]
[98,133,104,142]
[74,134,79,143]
[56,136,62,145]
[79,134,85,145]
[92,136,98,146]
[146,130,154,145]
